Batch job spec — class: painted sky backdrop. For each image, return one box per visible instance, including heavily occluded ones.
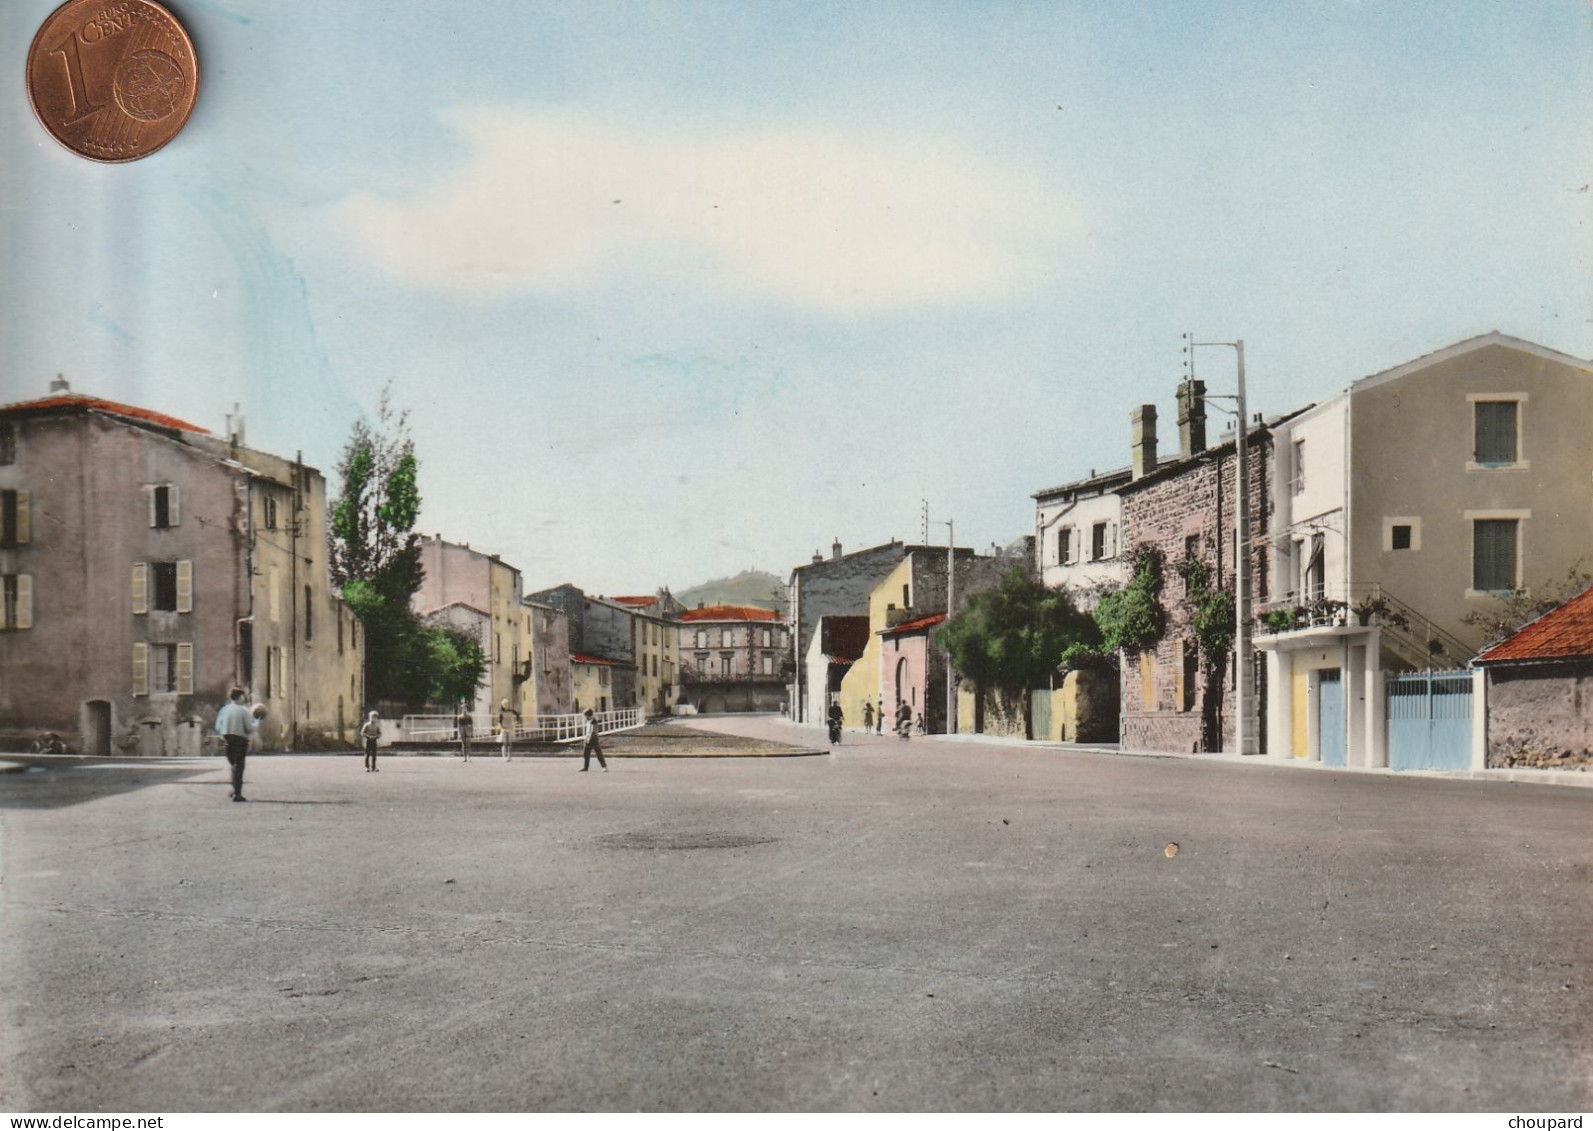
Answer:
[3,1,1590,594]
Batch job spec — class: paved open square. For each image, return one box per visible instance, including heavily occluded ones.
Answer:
[2,715,1589,1113]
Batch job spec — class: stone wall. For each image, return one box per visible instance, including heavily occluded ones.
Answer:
[1118,432,1272,752]
[1486,662,1593,768]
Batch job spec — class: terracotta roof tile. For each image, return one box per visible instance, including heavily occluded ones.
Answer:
[880,611,947,637]
[679,604,782,622]
[610,595,657,607]
[1,393,209,434]
[1475,585,1593,664]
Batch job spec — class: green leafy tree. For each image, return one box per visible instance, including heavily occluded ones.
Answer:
[425,625,488,706]
[329,385,484,707]
[1087,544,1167,656]
[1177,553,1235,752]
[938,567,1100,738]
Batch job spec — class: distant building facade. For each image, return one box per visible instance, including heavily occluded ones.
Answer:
[677,604,788,713]
[415,535,526,717]
[0,390,362,754]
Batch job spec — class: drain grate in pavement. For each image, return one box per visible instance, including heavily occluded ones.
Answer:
[599,830,776,851]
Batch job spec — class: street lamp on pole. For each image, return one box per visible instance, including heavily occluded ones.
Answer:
[923,501,956,736]
[1181,335,1256,755]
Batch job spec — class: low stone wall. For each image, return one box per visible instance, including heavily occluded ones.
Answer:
[1486,662,1593,769]
[1121,710,1202,754]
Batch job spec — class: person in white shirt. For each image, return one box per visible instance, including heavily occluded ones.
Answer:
[213,688,257,802]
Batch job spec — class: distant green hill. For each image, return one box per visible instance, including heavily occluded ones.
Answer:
[676,569,787,614]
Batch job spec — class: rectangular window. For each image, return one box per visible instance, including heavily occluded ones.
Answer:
[1391,525,1412,551]
[1291,439,1306,495]
[0,573,32,630]
[1091,522,1108,561]
[148,484,180,528]
[762,653,774,675]
[1473,519,1518,592]
[696,651,709,673]
[263,494,278,531]
[0,421,14,465]
[696,630,708,649]
[0,489,28,547]
[721,628,733,648]
[652,654,659,678]
[762,628,772,647]
[305,586,313,641]
[152,562,179,611]
[1181,639,1198,712]
[151,643,179,693]
[1474,401,1518,466]
[721,652,735,676]
[1058,527,1072,565]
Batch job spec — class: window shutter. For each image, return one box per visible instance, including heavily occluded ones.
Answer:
[168,485,181,526]
[133,643,149,696]
[131,563,148,614]
[14,491,27,544]
[176,560,193,613]
[176,643,194,695]
[1475,403,1517,464]
[1474,520,1517,591]
[147,486,157,527]
[16,574,32,629]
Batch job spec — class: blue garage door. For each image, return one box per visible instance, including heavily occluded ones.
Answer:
[1387,670,1473,771]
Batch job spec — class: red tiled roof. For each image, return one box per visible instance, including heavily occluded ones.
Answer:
[679,604,782,622]
[610,595,656,607]
[880,611,947,637]
[1474,585,1593,664]
[1,393,210,434]
[572,652,634,667]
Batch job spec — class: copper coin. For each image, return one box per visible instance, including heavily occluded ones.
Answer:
[26,0,199,163]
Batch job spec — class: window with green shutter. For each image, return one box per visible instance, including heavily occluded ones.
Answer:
[1474,402,1518,466]
[1473,519,1517,592]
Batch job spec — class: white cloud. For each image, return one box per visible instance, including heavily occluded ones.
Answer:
[332,106,1083,313]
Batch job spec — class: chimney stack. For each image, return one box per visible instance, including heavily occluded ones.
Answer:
[1131,404,1158,480]
[1177,379,1206,457]
[831,538,843,561]
[225,402,246,447]
[812,551,823,565]
[49,373,70,393]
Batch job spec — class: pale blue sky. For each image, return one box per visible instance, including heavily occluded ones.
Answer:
[4,0,1590,593]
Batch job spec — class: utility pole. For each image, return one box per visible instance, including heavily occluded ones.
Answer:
[1182,336,1255,755]
[923,501,956,736]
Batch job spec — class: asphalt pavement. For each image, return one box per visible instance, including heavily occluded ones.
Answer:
[1,714,1589,1112]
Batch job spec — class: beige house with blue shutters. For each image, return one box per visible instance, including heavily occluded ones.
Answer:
[0,386,362,754]
[1256,333,1593,767]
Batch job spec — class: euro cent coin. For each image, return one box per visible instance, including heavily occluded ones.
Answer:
[26,0,199,163]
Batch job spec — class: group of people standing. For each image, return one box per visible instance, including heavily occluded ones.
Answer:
[211,691,609,802]
[828,697,919,744]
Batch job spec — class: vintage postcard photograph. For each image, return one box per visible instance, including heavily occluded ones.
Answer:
[1,0,1590,1117]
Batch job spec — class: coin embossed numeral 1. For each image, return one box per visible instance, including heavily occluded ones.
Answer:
[49,29,104,125]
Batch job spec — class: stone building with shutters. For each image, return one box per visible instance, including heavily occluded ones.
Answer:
[0,387,362,754]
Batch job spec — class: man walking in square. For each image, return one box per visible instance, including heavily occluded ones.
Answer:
[498,698,519,762]
[457,702,473,762]
[580,707,607,772]
[213,688,257,802]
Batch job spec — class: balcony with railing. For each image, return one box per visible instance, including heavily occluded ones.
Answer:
[1254,583,1473,669]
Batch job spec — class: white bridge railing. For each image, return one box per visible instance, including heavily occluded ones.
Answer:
[399,709,644,745]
